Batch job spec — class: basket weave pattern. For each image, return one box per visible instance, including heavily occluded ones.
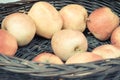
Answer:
[0,0,120,80]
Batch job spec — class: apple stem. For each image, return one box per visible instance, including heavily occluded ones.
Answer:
[19,10,28,14]
[75,46,81,52]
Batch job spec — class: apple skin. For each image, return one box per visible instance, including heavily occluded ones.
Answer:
[92,44,120,59]
[51,29,88,61]
[32,52,64,64]
[87,6,119,41]
[65,52,103,64]
[1,12,36,46]
[0,29,18,56]
[28,1,63,39]
[59,4,88,32]
[111,26,120,49]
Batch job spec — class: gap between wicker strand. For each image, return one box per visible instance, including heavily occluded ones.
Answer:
[0,0,120,79]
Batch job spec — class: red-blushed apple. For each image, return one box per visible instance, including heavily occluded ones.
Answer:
[28,1,63,39]
[111,26,120,49]
[87,6,119,41]
[51,29,88,61]
[65,52,103,64]
[0,29,18,56]
[92,44,120,59]
[59,4,88,32]
[1,12,36,46]
[32,52,64,64]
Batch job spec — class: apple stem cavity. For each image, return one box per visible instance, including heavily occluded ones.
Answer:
[19,10,28,14]
[74,46,83,53]
[4,26,8,31]
[45,60,49,63]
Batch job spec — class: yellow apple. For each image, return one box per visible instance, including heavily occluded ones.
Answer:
[92,44,120,59]
[59,4,88,32]
[65,52,103,64]
[28,1,63,39]
[32,52,64,64]
[51,29,88,61]
[1,12,36,46]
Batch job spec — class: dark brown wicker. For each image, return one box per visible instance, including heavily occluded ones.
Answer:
[0,0,120,80]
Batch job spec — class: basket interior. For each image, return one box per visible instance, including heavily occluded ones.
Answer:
[0,0,120,79]
[0,0,120,80]
[0,0,119,60]
[5,0,118,61]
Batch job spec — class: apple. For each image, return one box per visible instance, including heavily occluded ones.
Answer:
[51,29,88,61]
[65,52,103,64]
[87,6,119,41]
[28,1,63,39]
[0,29,18,56]
[1,12,36,46]
[59,4,88,32]
[32,52,64,64]
[92,44,120,59]
[111,26,120,49]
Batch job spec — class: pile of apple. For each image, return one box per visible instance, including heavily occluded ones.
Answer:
[0,1,120,65]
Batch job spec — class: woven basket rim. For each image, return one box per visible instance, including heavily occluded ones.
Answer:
[0,0,120,79]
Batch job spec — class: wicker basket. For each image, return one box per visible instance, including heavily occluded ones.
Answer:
[0,0,120,80]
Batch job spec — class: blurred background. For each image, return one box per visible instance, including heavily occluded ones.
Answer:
[0,0,21,3]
